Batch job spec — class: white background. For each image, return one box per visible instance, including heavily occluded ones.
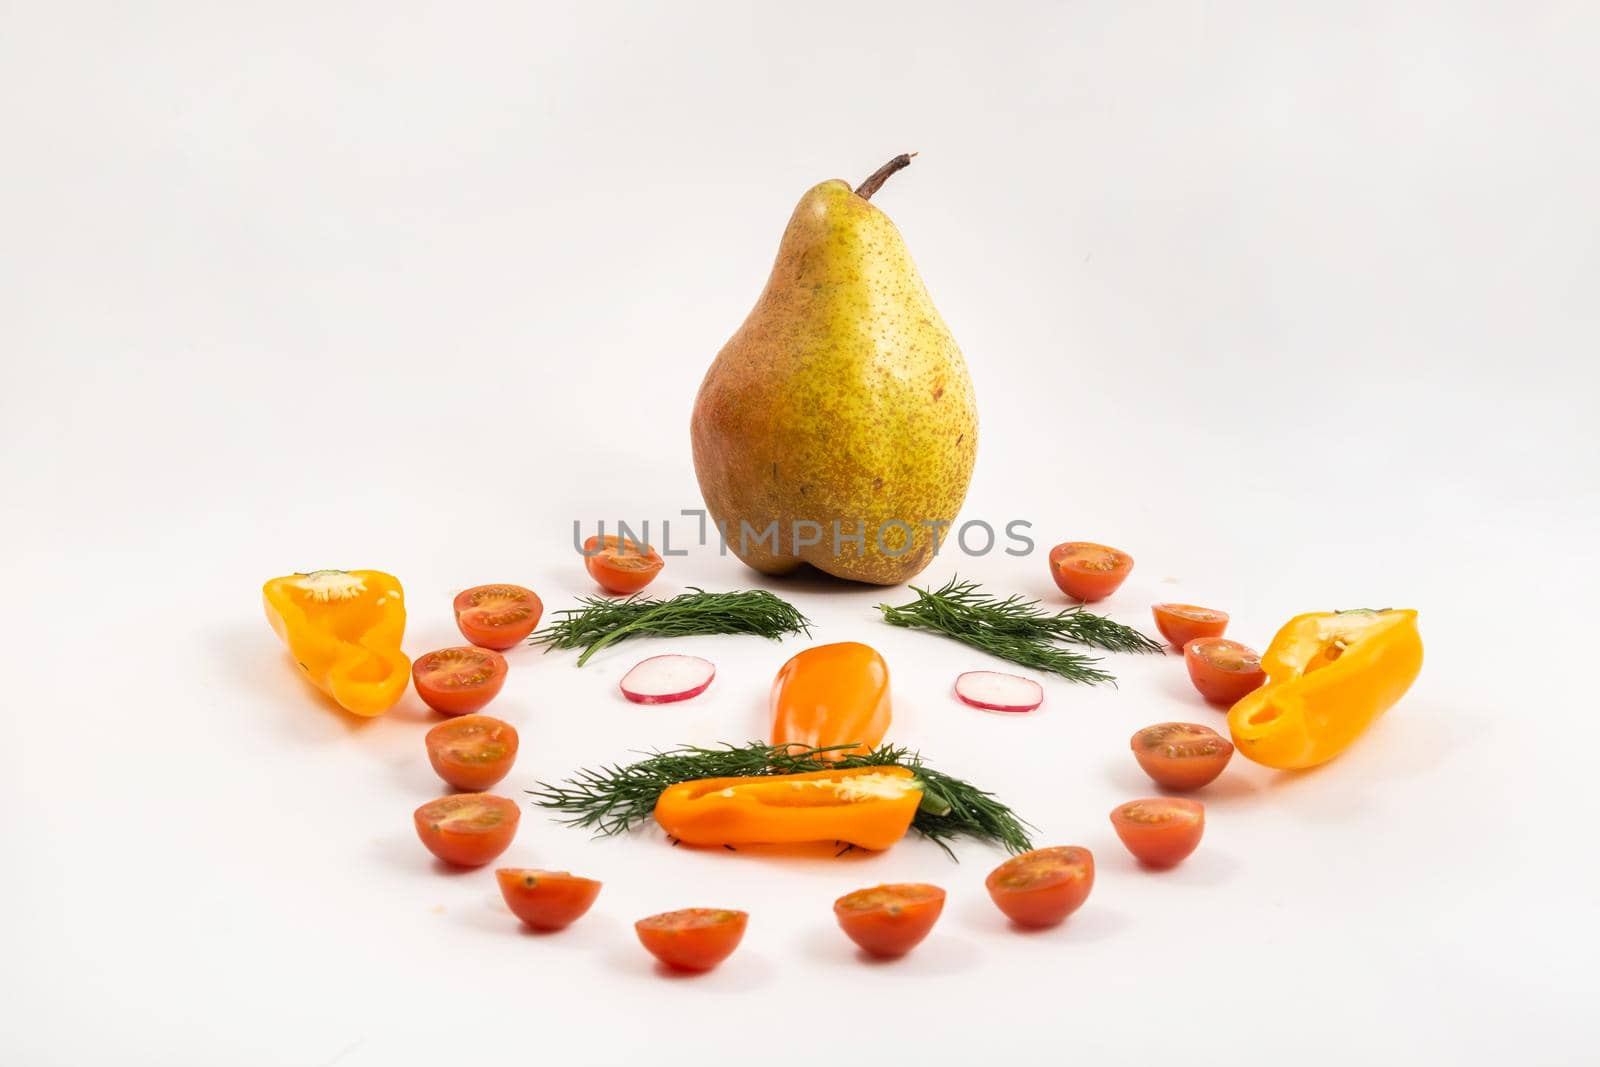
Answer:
[3,3,1597,1064]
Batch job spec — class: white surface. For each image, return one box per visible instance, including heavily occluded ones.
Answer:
[3,3,1597,1065]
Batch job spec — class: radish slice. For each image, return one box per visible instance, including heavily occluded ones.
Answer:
[955,671,1043,713]
[619,655,716,705]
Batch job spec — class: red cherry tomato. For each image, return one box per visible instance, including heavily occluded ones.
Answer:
[425,715,518,791]
[583,535,663,596]
[1152,603,1228,651]
[635,908,747,972]
[1184,637,1266,705]
[413,793,519,867]
[412,646,507,716]
[1048,542,1133,602]
[1110,798,1205,868]
[454,584,543,650]
[495,869,602,931]
[985,846,1094,928]
[1130,722,1233,790]
[833,884,945,959]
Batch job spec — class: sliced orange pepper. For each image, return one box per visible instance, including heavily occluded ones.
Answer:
[1229,608,1422,769]
[770,641,891,757]
[653,766,921,851]
[262,569,409,717]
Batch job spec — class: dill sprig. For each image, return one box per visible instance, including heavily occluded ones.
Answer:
[529,741,1034,858]
[530,587,811,666]
[878,576,1163,684]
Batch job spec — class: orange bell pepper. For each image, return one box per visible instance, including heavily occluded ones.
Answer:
[1229,608,1423,770]
[770,641,891,757]
[262,569,410,717]
[653,766,922,851]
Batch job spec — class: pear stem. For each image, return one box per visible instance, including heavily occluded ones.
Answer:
[854,153,917,200]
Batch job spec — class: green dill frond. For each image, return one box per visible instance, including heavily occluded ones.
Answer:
[531,587,811,665]
[877,576,1162,683]
[529,741,1033,858]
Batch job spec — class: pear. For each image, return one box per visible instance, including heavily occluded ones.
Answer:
[691,155,977,586]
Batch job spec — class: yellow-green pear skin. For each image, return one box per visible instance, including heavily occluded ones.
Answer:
[691,165,977,586]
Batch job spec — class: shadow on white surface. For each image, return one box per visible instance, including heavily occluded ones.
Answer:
[371,834,483,878]
[453,891,627,950]
[664,839,898,868]
[388,755,458,797]
[799,921,983,974]
[207,620,440,738]
[1103,759,1265,805]
[956,894,1133,943]
[1098,843,1243,888]
[745,564,891,596]
[599,942,779,989]
[1152,668,1218,705]
[1279,700,1472,783]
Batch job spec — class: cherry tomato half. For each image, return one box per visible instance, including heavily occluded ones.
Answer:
[413,646,507,716]
[413,793,520,867]
[1048,542,1133,602]
[1131,722,1233,790]
[833,883,945,959]
[1110,798,1204,868]
[1184,637,1266,705]
[454,584,543,650]
[635,908,747,972]
[426,714,519,792]
[1152,603,1229,651]
[496,869,602,931]
[985,846,1094,928]
[583,535,664,596]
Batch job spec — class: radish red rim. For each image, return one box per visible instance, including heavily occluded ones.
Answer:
[619,654,717,705]
[954,671,1044,713]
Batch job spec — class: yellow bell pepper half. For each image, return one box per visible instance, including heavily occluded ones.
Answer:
[1228,609,1422,770]
[262,570,410,717]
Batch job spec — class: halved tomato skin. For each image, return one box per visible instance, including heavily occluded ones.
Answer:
[454,584,543,650]
[1048,542,1133,602]
[413,793,520,867]
[496,869,601,931]
[583,535,664,596]
[1152,603,1229,651]
[833,884,945,958]
[1110,798,1204,868]
[635,908,747,972]
[412,646,508,716]
[985,846,1094,928]
[1131,722,1233,791]
[426,715,519,791]
[1184,638,1266,705]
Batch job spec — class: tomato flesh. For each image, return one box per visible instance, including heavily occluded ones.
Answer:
[985,846,1094,928]
[413,793,520,867]
[1184,637,1266,705]
[454,584,543,650]
[413,646,507,716]
[1131,722,1233,791]
[635,908,747,972]
[833,884,945,958]
[1110,798,1204,868]
[583,535,664,596]
[496,869,601,931]
[1152,603,1228,651]
[1048,542,1133,602]
[426,714,519,791]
